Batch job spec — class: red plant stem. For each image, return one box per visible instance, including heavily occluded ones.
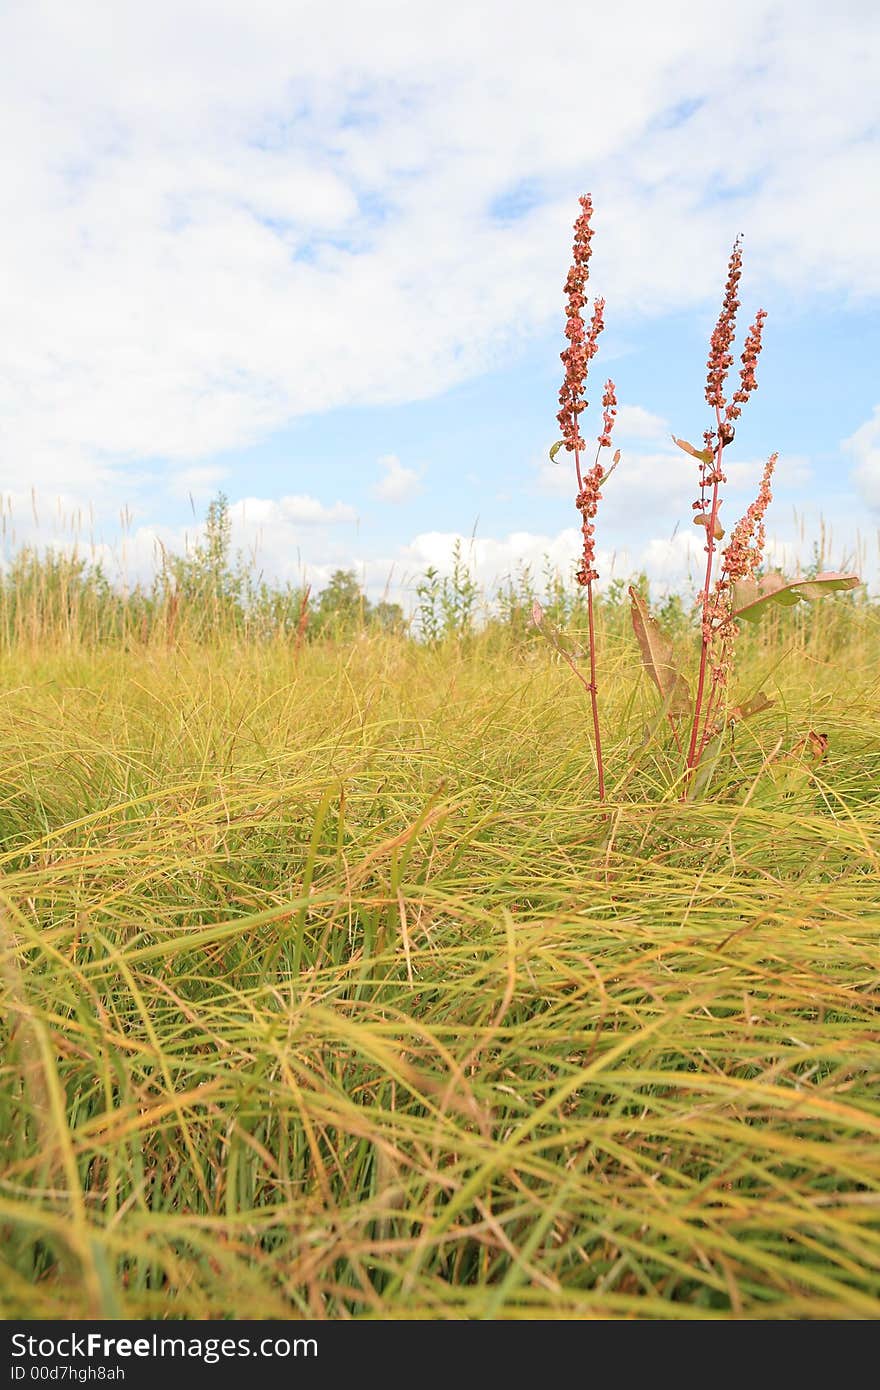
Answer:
[586,578,605,801]
[686,408,725,772]
[694,608,739,763]
[554,639,596,699]
[569,433,603,806]
[696,682,723,762]
[685,481,720,769]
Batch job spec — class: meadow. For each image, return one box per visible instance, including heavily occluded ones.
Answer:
[1,559,878,1320]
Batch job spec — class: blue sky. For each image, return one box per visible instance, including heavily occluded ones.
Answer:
[1,0,878,604]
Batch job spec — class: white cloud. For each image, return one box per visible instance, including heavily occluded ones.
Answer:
[399,528,628,594]
[844,406,880,511]
[221,493,359,584]
[723,452,813,492]
[232,495,356,525]
[762,533,808,577]
[639,525,806,590]
[615,405,669,441]
[394,512,871,611]
[373,454,422,503]
[639,529,705,585]
[535,447,577,497]
[536,445,693,511]
[0,0,878,514]
[0,488,358,589]
[168,466,230,502]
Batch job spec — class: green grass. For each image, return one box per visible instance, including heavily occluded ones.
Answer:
[1,605,879,1319]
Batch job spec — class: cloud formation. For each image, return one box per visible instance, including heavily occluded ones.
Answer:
[614,405,669,442]
[845,406,880,512]
[373,454,421,503]
[1,0,878,511]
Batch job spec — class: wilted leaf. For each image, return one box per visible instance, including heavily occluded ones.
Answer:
[731,571,860,622]
[672,435,714,465]
[729,691,774,724]
[629,586,691,716]
[549,440,565,463]
[759,569,788,594]
[782,730,829,764]
[693,513,725,540]
[790,572,861,600]
[755,729,830,802]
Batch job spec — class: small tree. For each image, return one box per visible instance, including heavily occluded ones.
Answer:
[155,493,245,637]
[313,569,370,637]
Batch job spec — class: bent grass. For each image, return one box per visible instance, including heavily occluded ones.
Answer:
[1,608,879,1319]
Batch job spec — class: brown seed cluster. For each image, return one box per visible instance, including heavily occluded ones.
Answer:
[557,196,602,455]
[705,237,743,413]
[557,197,617,589]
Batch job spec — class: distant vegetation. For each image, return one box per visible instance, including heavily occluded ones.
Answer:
[0,493,408,648]
[0,491,867,658]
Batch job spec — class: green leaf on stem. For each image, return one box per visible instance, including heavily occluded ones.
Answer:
[629,586,691,716]
[549,440,565,463]
[731,571,860,622]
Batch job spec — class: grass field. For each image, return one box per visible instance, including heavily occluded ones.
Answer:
[1,597,879,1319]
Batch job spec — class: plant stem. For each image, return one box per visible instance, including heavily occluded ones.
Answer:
[575,439,605,802]
[686,411,725,773]
[586,578,605,801]
[695,681,723,763]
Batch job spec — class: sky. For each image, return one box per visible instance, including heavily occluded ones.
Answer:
[1,0,878,607]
